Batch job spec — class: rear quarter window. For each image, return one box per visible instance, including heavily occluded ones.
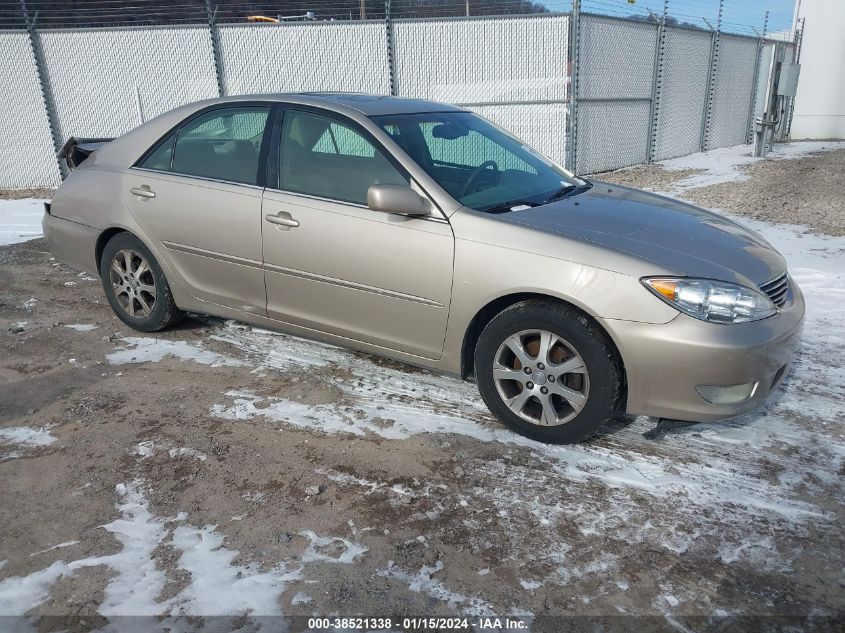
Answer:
[139,134,175,171]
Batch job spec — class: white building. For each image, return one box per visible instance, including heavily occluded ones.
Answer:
[790,0,845,139]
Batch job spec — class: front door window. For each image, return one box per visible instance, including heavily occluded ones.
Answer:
[279,110,406,205]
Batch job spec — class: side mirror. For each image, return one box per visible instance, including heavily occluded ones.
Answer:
[367,184,431,217]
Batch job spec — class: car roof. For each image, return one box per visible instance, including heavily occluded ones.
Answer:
[213,92,466,117]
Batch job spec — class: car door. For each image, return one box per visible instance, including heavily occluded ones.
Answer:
[122,104,272,315]
[261,107,455,360]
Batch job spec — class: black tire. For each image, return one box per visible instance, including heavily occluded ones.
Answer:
[99,232,184,332]
[474,300,623,444]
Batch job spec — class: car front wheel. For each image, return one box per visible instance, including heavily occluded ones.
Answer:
[474,300,623,444]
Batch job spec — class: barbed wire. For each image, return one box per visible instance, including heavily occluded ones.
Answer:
[0,0,791,35]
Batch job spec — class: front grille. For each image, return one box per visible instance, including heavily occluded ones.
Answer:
[760,272,789,307]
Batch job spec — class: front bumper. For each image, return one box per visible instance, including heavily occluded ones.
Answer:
[600,279,805,422]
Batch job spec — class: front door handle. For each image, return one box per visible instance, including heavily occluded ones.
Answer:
[264,213,300,229]
[130,185,156,199]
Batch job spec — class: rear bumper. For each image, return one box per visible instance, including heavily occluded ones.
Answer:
[42,211,100,277]
[601,279,805,422]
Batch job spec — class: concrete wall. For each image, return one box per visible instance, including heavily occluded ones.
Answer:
[791,0,845,139]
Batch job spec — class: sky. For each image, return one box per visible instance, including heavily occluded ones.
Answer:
[542,0,796,34]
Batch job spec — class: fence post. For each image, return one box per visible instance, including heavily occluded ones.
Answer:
[700,0,723,152]
[745,11,768,144]
[21,0,64,180]
[784,17,804,139]
[384,0,397,96]
[567,0,581,174]
[206,0,224,97]
[646,0,668,163]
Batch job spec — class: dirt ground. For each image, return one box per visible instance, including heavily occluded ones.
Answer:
[596,148,845,236]
[1,150,844,632]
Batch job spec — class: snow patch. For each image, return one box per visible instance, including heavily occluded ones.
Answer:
[0,426,56,448]
[64,324,98,332]
[299,531,368,564]
[213,389,828,519]
[519,579,543,590]
[106,337,245,367]
[133,441,155,458]
[657,141,845,193]
[0,198,46,246]
[168,448,207,461]
[0,481,165,616]
[0,561,71,615]
[212,390,652,488]
[0,480,304,620]
[169,524,302,617]
[318,469,385,495]
[379,561,495,616]
[68,480,169,615]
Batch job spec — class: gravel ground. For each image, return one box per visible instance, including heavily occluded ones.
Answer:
[591,166,705,192]
[0,188,55,200]
[595,147,845,235]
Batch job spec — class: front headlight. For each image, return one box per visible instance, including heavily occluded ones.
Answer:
[641,277,776,324]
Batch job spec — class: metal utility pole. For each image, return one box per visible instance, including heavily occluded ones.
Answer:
[746,10,767,147]
[206,0,224,97]
[646,0,668,163]
[466,0,470,17]
[785,17,804,138]
[20,0,64,179]
[385,0,396,95]
[700,0,723,152]
[567,0,581,174]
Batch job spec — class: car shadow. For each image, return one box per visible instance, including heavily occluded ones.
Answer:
[169,313,226,332]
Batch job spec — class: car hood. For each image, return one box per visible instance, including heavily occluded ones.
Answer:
[502,183,786,287]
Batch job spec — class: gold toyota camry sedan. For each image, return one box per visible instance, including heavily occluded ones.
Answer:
[44,93,804,443]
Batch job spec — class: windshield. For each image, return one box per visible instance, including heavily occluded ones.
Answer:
[371,111,581,212]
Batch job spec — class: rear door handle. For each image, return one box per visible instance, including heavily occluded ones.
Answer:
[264,213,300,228]
[130,185,156,199]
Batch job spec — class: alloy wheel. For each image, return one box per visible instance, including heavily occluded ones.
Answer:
[109,249,157,318]
[492,329,590,426]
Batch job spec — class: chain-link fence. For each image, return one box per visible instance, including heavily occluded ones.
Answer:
[0,31,61,187]
[652,27,712,161]
[217,21,391,95]
[0,1,797,188]
[705,34,759,150]
[40,26,220,141]
[393,14,569,164]
[573,14,658,174]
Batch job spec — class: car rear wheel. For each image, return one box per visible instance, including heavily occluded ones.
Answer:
[99,232,184,332]
[474,300,623,444]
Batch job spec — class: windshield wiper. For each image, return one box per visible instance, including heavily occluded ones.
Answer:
[479,200,539,214]
[478,181,593,214]
[544,181,592,204]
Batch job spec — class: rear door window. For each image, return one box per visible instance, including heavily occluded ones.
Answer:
[168,106,270,185]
